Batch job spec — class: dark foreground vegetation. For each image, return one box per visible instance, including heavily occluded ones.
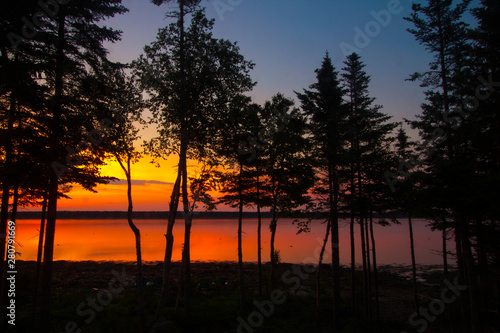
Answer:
[10,260,472,333]
[2,0,500,332]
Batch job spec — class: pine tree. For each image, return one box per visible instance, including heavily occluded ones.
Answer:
[341,52,397,318]
[470,1,500,325]
[296,52,346,325]
[404,1,486,331]
[32,2,127,331]
[394,126,420,311]
[1,2,128,329]
[259,94,314,291]
[232,98,270,298]
[217,94,262,308]
[0,2,49,304]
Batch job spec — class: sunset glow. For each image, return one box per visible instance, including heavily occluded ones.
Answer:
[15,218,444,265]
[57,157,179,211]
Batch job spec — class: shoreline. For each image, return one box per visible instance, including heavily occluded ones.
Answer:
[11,260,460,332]
[13,210,415,220]
[15,259,455,283]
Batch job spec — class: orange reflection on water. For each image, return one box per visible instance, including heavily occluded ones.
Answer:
[13,218,447,265]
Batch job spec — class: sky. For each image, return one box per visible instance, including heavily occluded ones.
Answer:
[54,0,479,211]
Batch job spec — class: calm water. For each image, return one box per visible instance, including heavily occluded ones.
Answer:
[13,218,449,265]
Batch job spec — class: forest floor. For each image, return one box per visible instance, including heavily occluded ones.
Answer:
[9,260,465,333]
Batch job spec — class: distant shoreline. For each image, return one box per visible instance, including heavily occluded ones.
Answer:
[14,211,412,220]
[14,211,274,220]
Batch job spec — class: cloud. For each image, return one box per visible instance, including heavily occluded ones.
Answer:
[110,179,175,186]
[147,180,175,185]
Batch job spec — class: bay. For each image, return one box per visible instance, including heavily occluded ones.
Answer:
[13,217,448,265]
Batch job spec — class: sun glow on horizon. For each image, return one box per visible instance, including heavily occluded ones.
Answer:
[53,155,233,212]
[56,155,180,211]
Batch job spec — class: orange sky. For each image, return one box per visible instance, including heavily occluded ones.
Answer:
[57,156,178,211]
[55,156,231,212]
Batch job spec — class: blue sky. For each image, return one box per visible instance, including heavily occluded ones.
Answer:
[102,0,479,130]
[59,0,482,210]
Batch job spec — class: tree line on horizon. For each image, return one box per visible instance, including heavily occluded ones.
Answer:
[0,0,499,332]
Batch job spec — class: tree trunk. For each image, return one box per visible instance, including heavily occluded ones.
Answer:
[364,215,372,318]
[359,216,368,318]
[182,161,191,315]
[10,186,19,222]
[459,214,480,333]
[474,219,487,308]
[118,155,145,332]
[330,165,341,327]
[256,167,263,297]
[409,214,419,310]
[269,206,277,291]
[442,216,449,278]
[154,168,181,323]
[356,156,368,318]
[41,169,59,333]
[350,213,356,314]
[442,218,454,333]
[436,5,473,326]
[154,0,187,323]
[175,249,184,312]
[454,214,469,331]
[33,193,47,316]
[129,185,145,332]
[10,113,22,223]
[41,14,66,332]
[269,178,279,291]
[349,107,357,316]
[369,212,379,320]
[237,162,244,308]
[179,0,191,316]
[315,217,330,323]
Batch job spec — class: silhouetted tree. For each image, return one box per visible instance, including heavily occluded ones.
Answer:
[340,52,397,318]
[217,95,262,307]
[136,0,196,322]
[102,70,146,332]
[296,52,346,325]
[133,3,254,321]
[469,1,500,325]
[404,1,484,330]
[394,126,420,311]
[233,98,271,298]
[0,2,49,311]
[261,94,314,290]
[29,2,128,331]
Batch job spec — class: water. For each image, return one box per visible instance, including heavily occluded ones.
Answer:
[13,217,448,265]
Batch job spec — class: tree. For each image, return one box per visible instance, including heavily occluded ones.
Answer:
[24,2,128,331]
[260,93,315,291]
[133,4,254,321]
[469,1,500,325]
[232,97,271,298]
[102,70,146,332]
[341,52,397,318]
[1,2,127,329]
[296,52,346,325]
[138,0,201,322]
[217,95,262,307]
[0,1,49,307]
[404,1,485,331]
[394,126,420,311]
